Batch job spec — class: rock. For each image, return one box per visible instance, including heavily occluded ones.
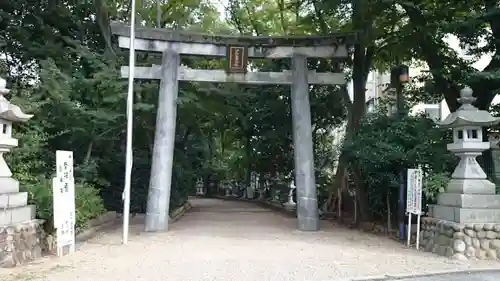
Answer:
[472,238,480,248]
[451,253,468,261]
[437,246,448,256]
[464,235,472,246]
[432,244,439,253]
[419,233,426,245]
[476,249,487,259]
[480,239,490,250]
[465,246,476,258]
[465,229,476,237]
[425,241,434,252]
[486,231,498,239]
[445,246,454,257]
[465,223,474,229]
[453,239,466,252]
[486,249,498,260]
[491,239,500,250]
[477,231,486,239]
[474,224,484,231]
[452,224,465,231]
[438,235,449,245]
[484,224,494,231]
[493,224,500,232]
[453,232,465,239]
[0,220,45,268]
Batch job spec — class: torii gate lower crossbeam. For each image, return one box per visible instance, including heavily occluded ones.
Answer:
[114,24,353,232]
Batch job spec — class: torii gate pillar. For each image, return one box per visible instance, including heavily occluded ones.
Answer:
[145,49,180,232]
[291,54,319,231]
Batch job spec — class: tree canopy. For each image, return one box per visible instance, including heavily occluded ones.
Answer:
[0,0,498,229]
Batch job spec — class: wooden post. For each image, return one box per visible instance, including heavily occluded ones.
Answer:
[291,54,319,231]
[145,49,180,232]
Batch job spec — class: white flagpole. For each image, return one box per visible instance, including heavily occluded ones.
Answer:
[122,0,137,245]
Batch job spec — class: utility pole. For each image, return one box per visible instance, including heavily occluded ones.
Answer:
[390,64,409,242]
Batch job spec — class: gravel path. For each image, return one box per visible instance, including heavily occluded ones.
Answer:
[1,198,499,281]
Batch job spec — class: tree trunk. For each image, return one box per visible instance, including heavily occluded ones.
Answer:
[326,16,374,218]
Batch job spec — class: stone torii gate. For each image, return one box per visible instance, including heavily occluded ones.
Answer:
[111,23,354,232]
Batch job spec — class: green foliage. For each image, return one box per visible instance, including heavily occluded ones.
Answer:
[342,108,456,221]
[5,0,497,230]
[74,184,107,230]
[22,179,106,233]
[0,0,347,221]
[422,172,450,203]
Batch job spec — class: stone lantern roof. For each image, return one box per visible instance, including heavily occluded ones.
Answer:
[0,77,33,122]
[439,87,500,128]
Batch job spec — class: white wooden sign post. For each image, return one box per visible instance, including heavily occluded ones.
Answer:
[406,167,423,249]
[53,150,76,257]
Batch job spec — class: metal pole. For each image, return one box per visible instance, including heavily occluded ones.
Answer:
[122,0,137,245]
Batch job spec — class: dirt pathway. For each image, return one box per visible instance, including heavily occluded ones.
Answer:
[1,198,498,281]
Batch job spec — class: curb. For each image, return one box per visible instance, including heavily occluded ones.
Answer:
[332,269,500,281]
[74,201,192,245]
[75,211,118,243]
[170,201,193,222]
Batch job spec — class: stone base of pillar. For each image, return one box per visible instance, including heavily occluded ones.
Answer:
[420,217,500,261]
[0,219,46,267]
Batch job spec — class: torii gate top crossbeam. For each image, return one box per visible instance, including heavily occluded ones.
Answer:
[111,23,356,58]
[111,23,356,46]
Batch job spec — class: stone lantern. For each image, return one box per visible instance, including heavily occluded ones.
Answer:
[195,178,204,195]
[0,77,33,179]
[0,77,34,224]
[0,76,42,268]
[429,86,500,223]
[284,180,296,210]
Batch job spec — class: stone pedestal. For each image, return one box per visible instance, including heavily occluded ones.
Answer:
[0,219,46,267]
[0,162,43,268]
[0,181,36,226]
[428,178,500,223]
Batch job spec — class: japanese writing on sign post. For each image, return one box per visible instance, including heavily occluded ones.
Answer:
[53,150,76,257]
[406,168,423,215]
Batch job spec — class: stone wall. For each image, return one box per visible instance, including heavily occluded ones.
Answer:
[0,219,45,267]
[420,217,500,261]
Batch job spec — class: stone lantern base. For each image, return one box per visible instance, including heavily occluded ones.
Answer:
[0,219,46,267]
[422,177,500,261]
[428,178,500,223]
[0,178,45,267]
[419,217,500,261]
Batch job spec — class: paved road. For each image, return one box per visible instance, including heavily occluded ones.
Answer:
[1,198,499,281]
[364,270,500,281]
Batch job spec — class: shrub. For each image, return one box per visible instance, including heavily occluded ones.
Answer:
[22,178,106,233]
[342,111,456,222]
[422,172,450,203]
